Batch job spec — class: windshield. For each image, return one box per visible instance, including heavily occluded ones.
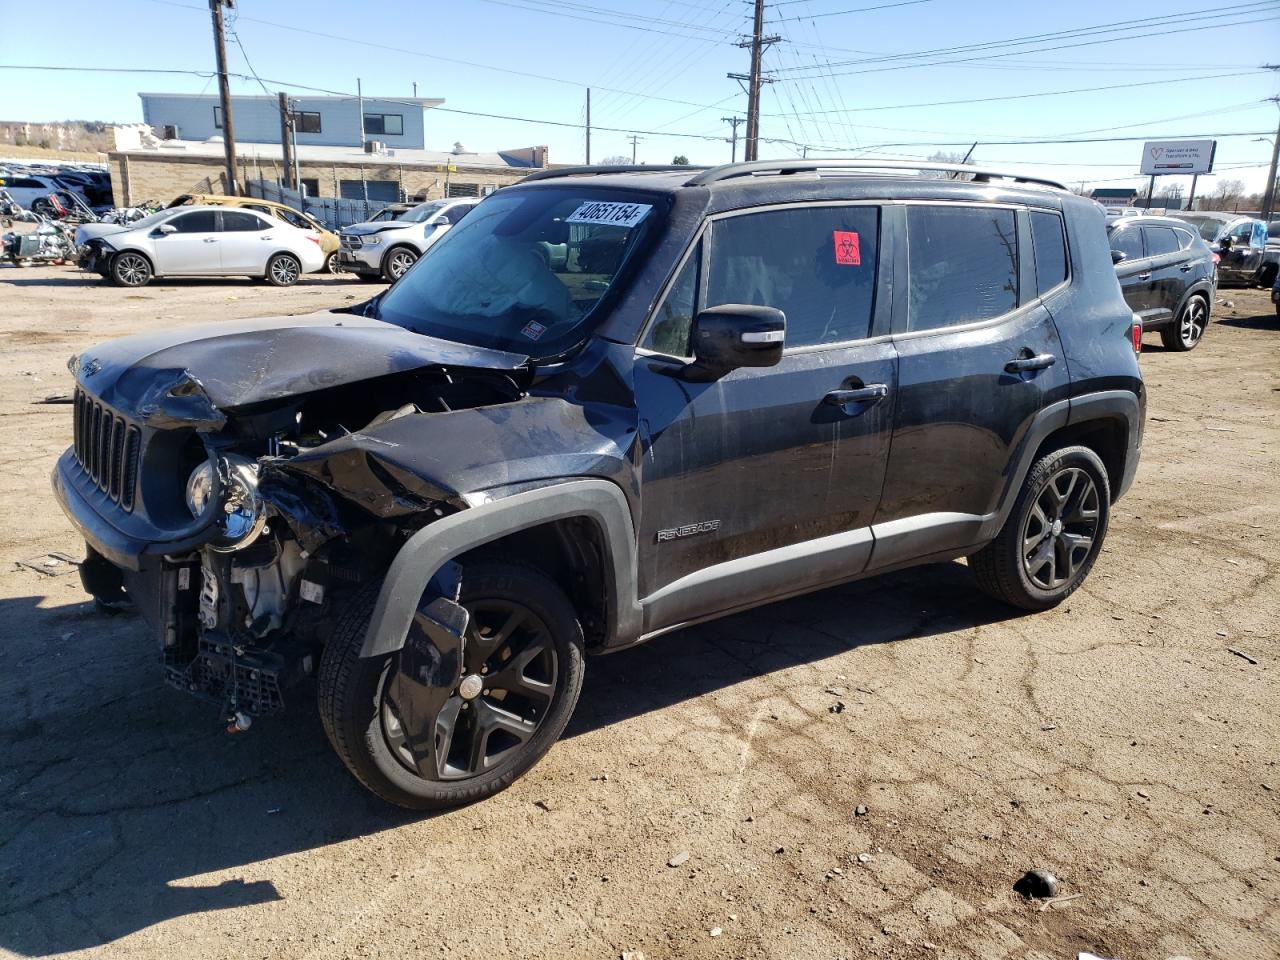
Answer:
[376,187,666,357]
[1177,216,1225,241]
[124,209,176,231]
[399,200,448,224]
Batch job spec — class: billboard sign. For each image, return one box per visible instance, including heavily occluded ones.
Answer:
[1140,139,1216,176]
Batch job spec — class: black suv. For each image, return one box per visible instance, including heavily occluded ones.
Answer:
[52,160,1145,809]
[1107,215,1216,351]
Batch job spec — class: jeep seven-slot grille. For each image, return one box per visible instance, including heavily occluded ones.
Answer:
[73,388,140,511]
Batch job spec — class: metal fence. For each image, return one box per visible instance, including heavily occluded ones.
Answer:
[244,179,400,230]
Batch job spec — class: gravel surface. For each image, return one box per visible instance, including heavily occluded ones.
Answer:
[1,266,1276,959]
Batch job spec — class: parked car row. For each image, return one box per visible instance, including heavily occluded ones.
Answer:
[1105,208,1279,352]
[76,205,326,286]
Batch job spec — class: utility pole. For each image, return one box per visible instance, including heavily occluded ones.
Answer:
[722,116,744,162]
[629,134,642,163]
[737,0,780,162]
[278,92,294,191]
[209,0,238,195]
[586,88,592,165]
[1261,95,1280,221]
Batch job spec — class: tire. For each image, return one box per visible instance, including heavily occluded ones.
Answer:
[323,252,336,274]
[969,445,1111,611]
[1160,294,1208,351]
[109,251,152,287]
[382,246,418,282]
[318,561,586,810]
[1259,263,1277,290]
[265,252,302,287]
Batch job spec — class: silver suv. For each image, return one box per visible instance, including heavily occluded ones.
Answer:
[337,198,478,282]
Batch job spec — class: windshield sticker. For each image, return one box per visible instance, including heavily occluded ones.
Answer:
[520,320,548,341]
[566,201,652,229]
[833,231,861,265]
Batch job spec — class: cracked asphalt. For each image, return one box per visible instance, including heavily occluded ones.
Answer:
[0,265,1276,960]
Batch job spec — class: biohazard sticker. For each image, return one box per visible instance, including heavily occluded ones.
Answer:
[833,231,861,265]
[566,201,652,228]
[521,320,548,341]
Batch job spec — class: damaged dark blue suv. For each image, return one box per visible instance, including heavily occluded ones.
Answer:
[53,160,1145,809]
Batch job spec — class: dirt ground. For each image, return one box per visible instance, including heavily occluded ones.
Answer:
[0,263,1276,960]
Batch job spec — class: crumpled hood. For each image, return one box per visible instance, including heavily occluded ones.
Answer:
[74,221,131,246]
[72,310,528,429]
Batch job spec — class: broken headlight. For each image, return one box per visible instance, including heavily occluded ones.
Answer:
[186,454,267,552]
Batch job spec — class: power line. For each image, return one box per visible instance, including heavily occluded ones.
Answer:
[766,0,935,21]
[774,1,1280,72]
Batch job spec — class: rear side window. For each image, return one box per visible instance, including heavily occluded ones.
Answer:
[1173,228,1195,248]
[1143,226,1180,258]
[1109,227,1143,261]
[906,205,1017,331]
[1030,211,1067,295]
[220,211,269,232]
[169,211,218,233]
[704,206,879,348]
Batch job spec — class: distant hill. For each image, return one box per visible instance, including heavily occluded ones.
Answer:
[0,121,114,154]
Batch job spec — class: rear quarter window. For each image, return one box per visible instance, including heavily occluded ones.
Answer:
[1029,211,1068,295]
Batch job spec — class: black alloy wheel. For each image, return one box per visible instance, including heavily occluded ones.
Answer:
[380,597,559,780]
[318,562,585,809]
[1019,466,1100,591]
[970,445,1111,610]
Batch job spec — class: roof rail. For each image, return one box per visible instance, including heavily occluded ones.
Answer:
[517,164,709,184]
[684,159,1067,191]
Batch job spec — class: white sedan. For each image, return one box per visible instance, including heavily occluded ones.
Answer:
[76,205,327,287]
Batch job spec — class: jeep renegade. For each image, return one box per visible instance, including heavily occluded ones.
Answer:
[53,160,1145,809]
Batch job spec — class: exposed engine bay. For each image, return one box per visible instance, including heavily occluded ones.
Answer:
[82,361,528,727]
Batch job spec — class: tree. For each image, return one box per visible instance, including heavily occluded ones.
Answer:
[599,154,631,166]
[1212,178,1246,208]
[919,149,974,180]
[671,155,690,166]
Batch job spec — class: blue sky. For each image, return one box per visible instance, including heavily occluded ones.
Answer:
[4,0,1278,194]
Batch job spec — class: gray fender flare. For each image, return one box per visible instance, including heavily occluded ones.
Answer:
[359,478,643,658]
[978,389,1142,541]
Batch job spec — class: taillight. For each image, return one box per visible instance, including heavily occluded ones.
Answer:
[305,234,321,246]
[1131,317,1142,355]
[1211,252,1221,265]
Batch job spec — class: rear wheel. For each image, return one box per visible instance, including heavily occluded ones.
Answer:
[318,562,585,810]
[109,251,152,287]
[1160,294,1208,351]
[382,246,418,281]
[265,252,301,287]
[970,445,1110,611]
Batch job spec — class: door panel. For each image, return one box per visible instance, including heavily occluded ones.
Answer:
[1142,225,1183,322]
[634,345,895,627]
[634,203,895,629]
[874,203,1070,564]
[151,211,220,275]
[1109,225,1152,318]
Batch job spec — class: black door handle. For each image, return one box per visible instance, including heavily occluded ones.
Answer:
[1180,265,1192,272]
[824,384,888,406]
[1004,353,1057,373]
[1137,272,1151,281]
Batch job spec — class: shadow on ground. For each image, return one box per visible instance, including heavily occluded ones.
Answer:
[0,561,1017,955]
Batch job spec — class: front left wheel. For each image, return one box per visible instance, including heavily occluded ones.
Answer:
[318,562,586,810]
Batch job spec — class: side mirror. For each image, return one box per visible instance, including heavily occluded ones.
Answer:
[1111,249,1126,265]
[685,304,785,381]
[157,223,177,235]
[428,215,450,226]
[1219,236,1233,251]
